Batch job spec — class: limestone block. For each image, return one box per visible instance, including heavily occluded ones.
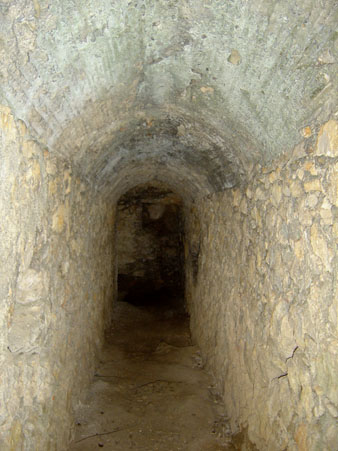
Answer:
[232,188,241,207]
[52,204,66,233]
[324,163,338,206]
[63,169,72,195]
[293,239,304,261]
[246,187,253,199]
[316,120,338,157]
[22,140,38,159]
[48,179,58,195]
[46,157,58,175]
[287,359,302,399]
[289,180,303,197]
[294,423,308,451]
[239,197,247,215]
[280,316,297,354]
[287,219,302,241]
[304,161,318,176]
[304,179,322,192]
[305,193,319,208]
[320,206,333,224]
[300,385,315,421]
[16,269,48,304]
[8,303,45,353]
[271,183,282,206]
[254,186,266,201]
[0,105,17,143]
[298,208,314,226]
[324,398,338,418]
[283,185,291,196]
[310,223,331,271]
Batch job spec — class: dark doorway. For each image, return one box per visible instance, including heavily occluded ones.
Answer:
[116,182,185,308]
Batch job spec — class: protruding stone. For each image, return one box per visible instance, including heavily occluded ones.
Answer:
[227,49,241,65]
[302,126,312,138]
[305,193,319,208]
[17,269,47,304]
[304,179,322,192]
[52,204,66,233]
[290,180,303,197]
[294,423,308,451]
[200,86,214,94]
[304,161,317,176]
[316,120,338,157]
[318,49,335,65]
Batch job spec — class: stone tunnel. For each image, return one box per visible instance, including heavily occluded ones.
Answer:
[0,0,337,449]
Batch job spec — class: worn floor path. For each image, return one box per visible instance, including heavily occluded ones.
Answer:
[68,297,238,451]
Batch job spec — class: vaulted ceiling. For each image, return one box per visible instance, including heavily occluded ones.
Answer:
[1,0,337,200]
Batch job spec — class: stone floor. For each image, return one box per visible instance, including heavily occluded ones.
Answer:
[68,295,238,450]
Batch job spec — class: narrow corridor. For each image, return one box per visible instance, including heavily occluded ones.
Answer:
[68,296,241,450]
[1,1,337,449]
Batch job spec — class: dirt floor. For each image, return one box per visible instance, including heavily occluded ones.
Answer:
[68,296,246,451]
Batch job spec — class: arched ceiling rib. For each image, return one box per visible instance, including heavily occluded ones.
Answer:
[1,0,337,199]
[105,160,216,204]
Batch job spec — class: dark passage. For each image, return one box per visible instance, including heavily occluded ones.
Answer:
[116,182,185,307]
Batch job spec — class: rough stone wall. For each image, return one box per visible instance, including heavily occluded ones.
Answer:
[186,120,337,450]
[0,106,115,450]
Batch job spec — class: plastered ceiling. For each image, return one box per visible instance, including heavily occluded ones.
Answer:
[1,0,337,200]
